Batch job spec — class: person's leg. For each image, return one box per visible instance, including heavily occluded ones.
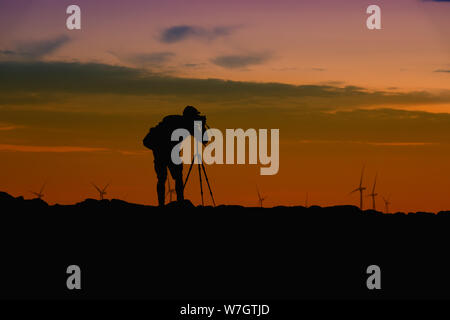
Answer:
[169,163,184,202]
[153,153,168,206]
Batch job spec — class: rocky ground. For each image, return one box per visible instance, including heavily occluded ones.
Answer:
[1,191,449,299]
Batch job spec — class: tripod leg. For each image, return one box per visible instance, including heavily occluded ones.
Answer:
[201,162,216,207]
[183,155,196,190]
[198,163,204,206]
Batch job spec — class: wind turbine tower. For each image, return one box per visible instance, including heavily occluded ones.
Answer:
[30,183,46,200]
[256,186,267,208]
[368,173,378,210]
[350,166,366,210]
[166,179,176,203]
[92,182,110,200]
[382,195,391,214]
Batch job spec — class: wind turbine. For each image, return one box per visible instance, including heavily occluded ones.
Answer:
[382,195,391,214]
[349,165,366,210]
[256,186,267,208]
[367,173,378,210]
[166,179,176,203]
[30,182,46,200]
[92,182,110,200]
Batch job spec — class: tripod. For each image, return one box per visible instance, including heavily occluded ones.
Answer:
[183,152,216,207]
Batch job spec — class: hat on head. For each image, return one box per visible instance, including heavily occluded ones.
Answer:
[183,105,200,118]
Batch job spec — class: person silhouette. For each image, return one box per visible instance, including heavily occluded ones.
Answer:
[143,106,207,206]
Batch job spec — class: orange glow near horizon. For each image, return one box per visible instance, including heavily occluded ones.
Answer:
[1,0,450,212]
[2,124,450,213]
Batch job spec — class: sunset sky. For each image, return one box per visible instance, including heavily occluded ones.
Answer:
[1,0,450,212]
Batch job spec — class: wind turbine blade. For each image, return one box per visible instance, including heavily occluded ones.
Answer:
[40,182,46,194]
[103,183,110,192]
[349,188,359,195]
[91,183,102,193]
[256,186,261,200]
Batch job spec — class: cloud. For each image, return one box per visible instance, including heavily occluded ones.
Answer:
[0,143,146,155]
[211,53,270,69]
[272,108,450,145]
[0,35,70,61]
[296,140,437,147]
[117,150,147,156]
[126,52,175,66]
[0,123,24,131]
[0,92,63,106]
[0,144,108,153]
[160,25,235,43]
[435,69,450,73]
[367,142,438,146]
[184,63,203,68]
[2,60,450,151]
[1,61,450,110]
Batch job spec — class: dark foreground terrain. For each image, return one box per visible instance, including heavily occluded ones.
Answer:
[1,191,450,300]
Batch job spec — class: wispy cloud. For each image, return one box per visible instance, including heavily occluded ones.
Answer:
[1,61,450,110]
[0,144,147,155]
[0,144,108,153]
[0,35,70,61]
[117,150,147,156]
[211,53,271,69]
[160,25,236,43]
[368,142,438,146]
[0,123,24,131]
[296,140,438,147]
[124,52,175,67]
[435,69,450,73]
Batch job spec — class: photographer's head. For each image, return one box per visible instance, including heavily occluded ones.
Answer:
[183,106,206,122]
[183,105,208,143]
[183,106,200,119]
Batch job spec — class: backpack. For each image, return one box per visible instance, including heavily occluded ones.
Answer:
[143,127,158,150]
[143,116,183,150]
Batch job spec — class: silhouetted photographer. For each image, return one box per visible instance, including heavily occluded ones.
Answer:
[143,106,207,206]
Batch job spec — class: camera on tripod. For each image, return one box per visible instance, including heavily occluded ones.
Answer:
[196,114,206,123]
[184,113,215,207]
